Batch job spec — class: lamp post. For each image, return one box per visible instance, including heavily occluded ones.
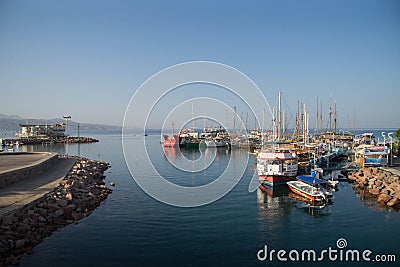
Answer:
[388,132,394,167]
[381,132,386,166]
[63,115,71,157]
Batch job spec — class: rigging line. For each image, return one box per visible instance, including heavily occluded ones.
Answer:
[281,92,295,131]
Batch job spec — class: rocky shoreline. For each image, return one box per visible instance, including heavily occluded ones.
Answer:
[53,136,99,144]
[0,157,112,266]
[348,167,400,210]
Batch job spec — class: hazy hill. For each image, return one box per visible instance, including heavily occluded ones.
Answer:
[0,114,121,132]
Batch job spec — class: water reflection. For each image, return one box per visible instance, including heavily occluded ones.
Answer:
[288,192,332,216]
[257,184,332,219]
[6,142,87,159]
[8,143,66,154]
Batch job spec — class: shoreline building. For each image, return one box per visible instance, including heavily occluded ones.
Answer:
[19,123,66,139]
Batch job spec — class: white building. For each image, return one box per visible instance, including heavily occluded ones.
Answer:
[19,123,66,139]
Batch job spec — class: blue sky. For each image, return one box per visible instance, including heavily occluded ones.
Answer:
[0,0,399,129]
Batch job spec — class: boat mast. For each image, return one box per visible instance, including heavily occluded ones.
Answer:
[226,109,229,131]
[282,109,285,139]
[233,106,236,136]
[277,91,282,141]
[245,112,248,135]
[203,113,206,131]
[320,99,323,133]
[239,112,243,135]
[192,100,194,133]
[254,114,257,132]
[334,100,337,133]
[353,108,356,136]
[296,100,301,142]
[261,108,265,145]
[346,113,349,133]
[272,107,276,142]
[303,102,307,145]
[315,97,319,137]
[328,96,332,132]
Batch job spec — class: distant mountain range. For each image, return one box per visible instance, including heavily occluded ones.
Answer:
[0,114,121,132]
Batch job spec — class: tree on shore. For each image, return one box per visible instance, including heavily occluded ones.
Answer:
[395,129,400,156]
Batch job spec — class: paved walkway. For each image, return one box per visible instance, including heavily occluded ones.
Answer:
[0,153,55,173]
[380,157,400,176]
[0,157,75,218]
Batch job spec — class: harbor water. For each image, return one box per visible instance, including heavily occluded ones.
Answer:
[12,130,399,266]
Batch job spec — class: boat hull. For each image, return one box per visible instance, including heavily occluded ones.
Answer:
[259,175,296,186]
[205,140,226,148]
[163,139,176,147]
[259,184,290,197]
[185,141,200,149]
[163,134,177,147]
[287,181,325,202]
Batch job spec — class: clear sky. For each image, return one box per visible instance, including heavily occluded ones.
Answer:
[0,0,399,129]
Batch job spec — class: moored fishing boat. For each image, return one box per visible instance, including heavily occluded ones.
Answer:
[163,122,177,147]
[163,135,177,147]
[257,148,298,186]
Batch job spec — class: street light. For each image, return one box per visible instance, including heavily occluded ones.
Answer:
[63,115,71,157]
[388,132,394,167]
[381,132,387,166]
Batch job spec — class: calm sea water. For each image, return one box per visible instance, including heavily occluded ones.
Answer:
[14,130,400,267]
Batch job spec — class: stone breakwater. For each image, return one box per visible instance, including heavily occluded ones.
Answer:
[53,136,99,144]
[348,167,400,210]
[0,157,112,266]
[2,136,99,146]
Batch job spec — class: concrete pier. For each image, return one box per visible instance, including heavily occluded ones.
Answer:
[0,152,61,189]
[0,153,75,217]
[0,156,111,266]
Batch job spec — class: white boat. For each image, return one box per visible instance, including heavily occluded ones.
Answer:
[205,137,228,148]
[287,180,328,202]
